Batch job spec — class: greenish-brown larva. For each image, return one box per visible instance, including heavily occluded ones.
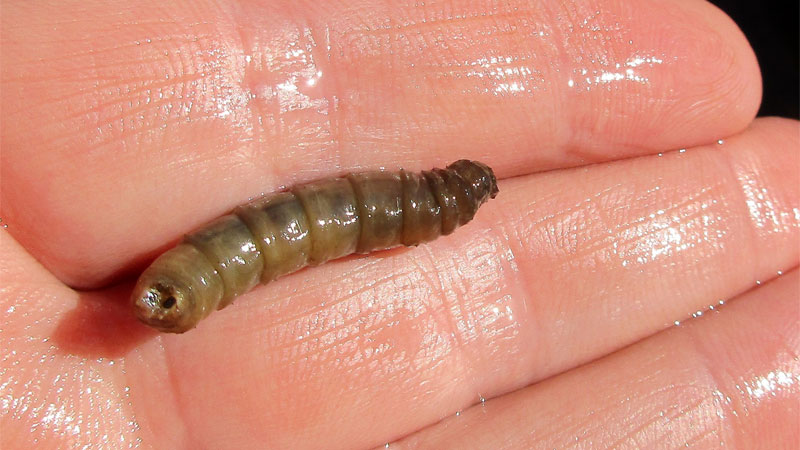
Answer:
[131,160,498,333]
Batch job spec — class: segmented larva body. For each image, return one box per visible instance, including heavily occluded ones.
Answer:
[132,160,498,333]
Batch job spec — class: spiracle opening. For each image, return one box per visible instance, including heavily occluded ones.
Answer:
[161,296,177,309]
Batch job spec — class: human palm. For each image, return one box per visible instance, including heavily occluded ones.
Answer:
[1,1,798,448]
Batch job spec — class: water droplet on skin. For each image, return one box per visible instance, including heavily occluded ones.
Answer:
[755,280,762,285]
[674,320,681,326]
[657,153,663,157]
[777,270,783,276]
[679,148,686,153]
[717,139,725,145]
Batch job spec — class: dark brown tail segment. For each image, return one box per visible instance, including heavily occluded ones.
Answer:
[401,159,498,245]
[445,159,499,203]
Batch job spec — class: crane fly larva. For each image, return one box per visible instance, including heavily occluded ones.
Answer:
[131,160,498,333]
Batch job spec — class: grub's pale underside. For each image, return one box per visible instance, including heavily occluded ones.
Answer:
[131,160,498,333]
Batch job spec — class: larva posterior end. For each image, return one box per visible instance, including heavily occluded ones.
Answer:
[131,243,225,333]
[131,281,195,333]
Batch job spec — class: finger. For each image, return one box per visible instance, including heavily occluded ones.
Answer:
[122,118,798,449]
[0,232,147,448]
[0,0,761,286]
[393,269,800,449]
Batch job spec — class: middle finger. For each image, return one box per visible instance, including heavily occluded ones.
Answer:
[126,118,798,449]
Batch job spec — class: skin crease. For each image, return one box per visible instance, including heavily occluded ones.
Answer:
[393,271,800,450]
[1,0,762,288]
[0,1,798,450]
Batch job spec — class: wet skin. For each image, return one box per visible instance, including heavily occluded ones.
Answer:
[1,0,798,449]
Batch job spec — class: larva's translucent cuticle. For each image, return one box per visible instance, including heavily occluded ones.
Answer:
[131,159,498,333]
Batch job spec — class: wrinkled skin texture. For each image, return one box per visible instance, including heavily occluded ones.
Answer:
[1,1,798,449]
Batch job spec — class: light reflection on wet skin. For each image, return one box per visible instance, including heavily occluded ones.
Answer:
[4,2,795,447]
[1,340,142,448]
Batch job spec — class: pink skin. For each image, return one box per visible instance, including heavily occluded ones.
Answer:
[395,270,800,450]
[0,1,797,449]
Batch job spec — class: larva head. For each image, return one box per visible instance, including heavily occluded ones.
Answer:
[447,160,499,203]
[131,244,224,333]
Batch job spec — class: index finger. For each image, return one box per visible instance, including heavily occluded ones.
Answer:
[1,0,760,287]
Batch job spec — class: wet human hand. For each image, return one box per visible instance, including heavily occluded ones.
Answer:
[1,0,797,448]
